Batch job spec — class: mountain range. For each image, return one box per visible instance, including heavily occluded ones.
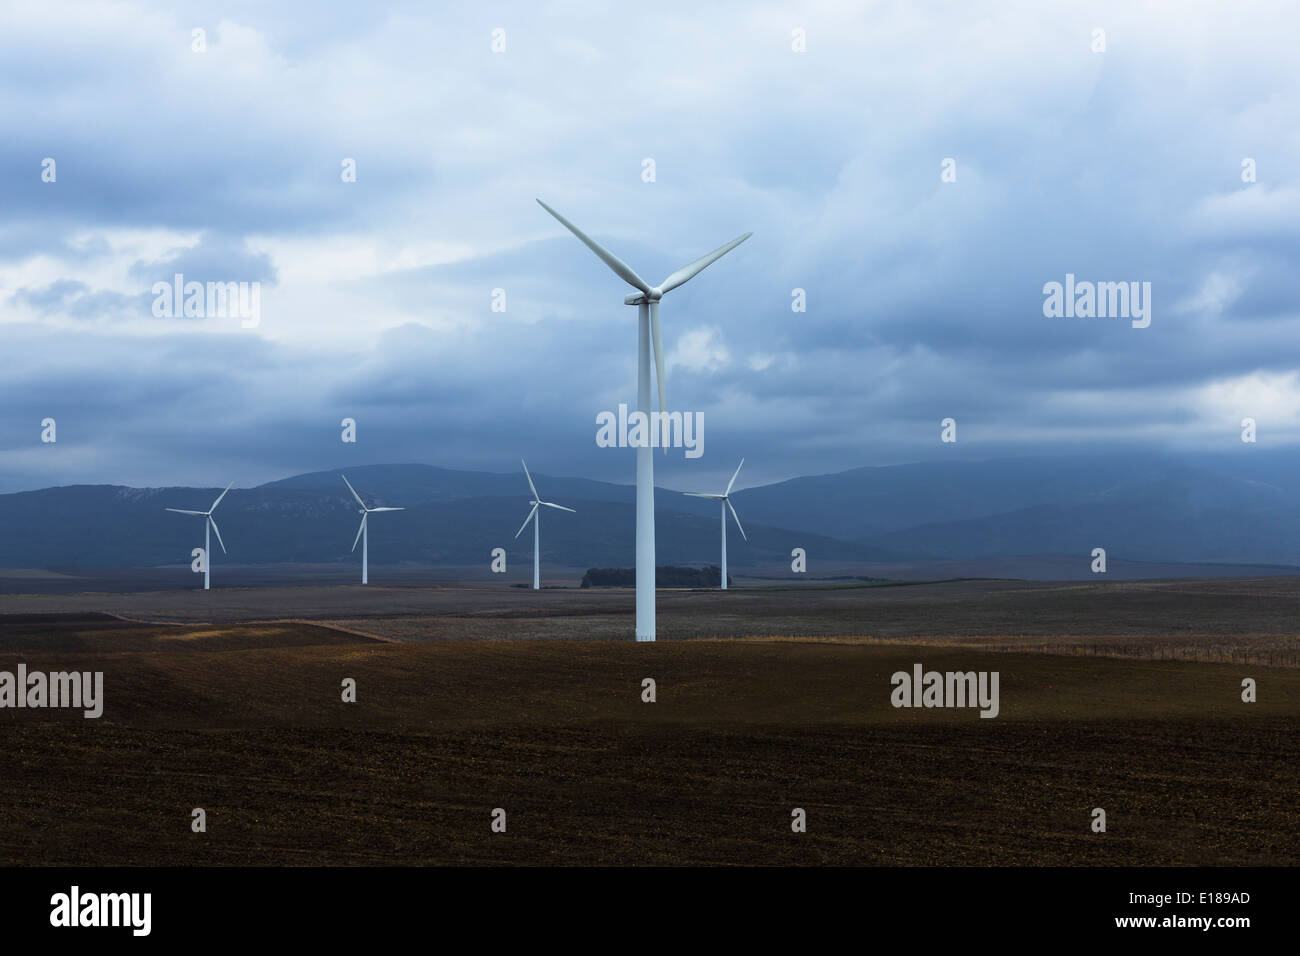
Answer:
[3,450,1300,572]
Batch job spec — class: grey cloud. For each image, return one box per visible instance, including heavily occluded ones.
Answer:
[0,1,1298,494]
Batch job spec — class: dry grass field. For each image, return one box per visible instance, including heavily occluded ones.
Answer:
[5,576,1299,661]
[0,598,1295,866]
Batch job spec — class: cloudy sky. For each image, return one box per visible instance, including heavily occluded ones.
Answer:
[1,0,1297,494]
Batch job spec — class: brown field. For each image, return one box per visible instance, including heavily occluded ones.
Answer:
[0,596,1296,865]
[4,576,1300,662]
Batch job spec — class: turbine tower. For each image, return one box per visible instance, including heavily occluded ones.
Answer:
[685,459,747,590]
[538,199,750,640]
[342,474,404,585]
[515,459,575,590]
[165,481,233,590]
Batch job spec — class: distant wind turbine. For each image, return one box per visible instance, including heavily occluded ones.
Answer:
[538,198,750,639]
[342,474,404,585]
[515,459,575,590]
[165,481,233,590]
[685,459,747,590]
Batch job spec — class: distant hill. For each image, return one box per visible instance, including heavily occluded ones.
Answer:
[719,450,1300,566]
[262,463,638,508]
[3,450,1300,571]
[0,469,899,570]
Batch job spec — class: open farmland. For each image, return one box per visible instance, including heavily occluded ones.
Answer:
[5,575,1298,664]
[0,603,1295,866]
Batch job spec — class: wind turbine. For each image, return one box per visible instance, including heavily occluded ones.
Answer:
[165,481,233,590]
[342,474,404,585]
[515,459,575,590]
[685,459,747,590]
[538,199,750,640]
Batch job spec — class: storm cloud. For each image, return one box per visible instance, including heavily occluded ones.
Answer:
[1,1,1296,493]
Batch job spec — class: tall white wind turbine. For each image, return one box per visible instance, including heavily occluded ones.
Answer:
[342,474,404,585]
[515,459,575,590]
[685,459,747,590]
[538,199,750,640]
[165,481,233,590]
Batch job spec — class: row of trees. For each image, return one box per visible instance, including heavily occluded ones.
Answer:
[580,566,731,588]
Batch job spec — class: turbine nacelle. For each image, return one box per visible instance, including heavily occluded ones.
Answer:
[516,460,576,539]
[164,481,234,555]
[685,458,747,540]
[340,474,405,564]
[538,198,751,421]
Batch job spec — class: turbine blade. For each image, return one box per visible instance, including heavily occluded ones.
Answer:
[341,474,367,509]
[351,513,367,552]
[536,199,651,294]
[725,458,745,495]
[726,498,747,541]
[521,459,539,500]
[208,515,228,554]
[209,481,234,513]
[650,300,667,436]
[658,232,751,294]
[683,492,723,499]
[540,501,575,513]
[165,508,205,516]
[514,503,539,539]
[368,507,404,512]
